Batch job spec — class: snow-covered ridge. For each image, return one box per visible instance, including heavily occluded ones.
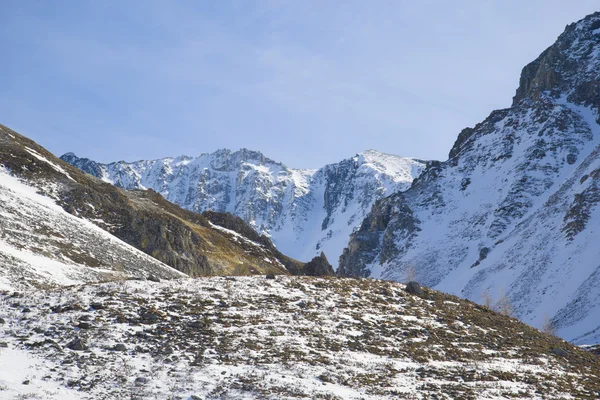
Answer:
[62,149,427,266]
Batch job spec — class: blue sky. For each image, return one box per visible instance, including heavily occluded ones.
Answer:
[1,1,598,168]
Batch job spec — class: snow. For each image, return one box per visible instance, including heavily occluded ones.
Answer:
[0,347,83,399]
[355,96,600,344]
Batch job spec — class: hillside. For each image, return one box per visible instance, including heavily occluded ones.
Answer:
[61,149,426,267]
[338,12,600,344]
[0,124,314,280]
[1,276,599,399]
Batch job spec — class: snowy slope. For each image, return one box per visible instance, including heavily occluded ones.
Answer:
[339,12,600,344]
[0,167,185,289]
[1,276,599,399]
[62,149,426,266]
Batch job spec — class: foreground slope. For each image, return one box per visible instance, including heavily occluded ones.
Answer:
[61,149,426,266]
[0,125,307,278]
[1,276,600,400]
[0,167,185,289]
[339,12,600,343]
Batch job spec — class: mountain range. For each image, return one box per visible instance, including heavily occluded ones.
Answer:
[61,150,426,267]
[0,124,331,289]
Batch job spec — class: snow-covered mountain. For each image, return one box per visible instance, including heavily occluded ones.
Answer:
[339,12,600,344]
[61,149,426,266]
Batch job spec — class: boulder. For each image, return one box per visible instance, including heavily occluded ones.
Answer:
[405,281,424,296]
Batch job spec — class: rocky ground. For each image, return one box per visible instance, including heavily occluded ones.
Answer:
[1,276,599,399]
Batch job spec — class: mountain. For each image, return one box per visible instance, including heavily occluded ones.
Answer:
[61,149,426,267]
[0,124,319,282]
[338,12,600,345]
[2,276,600,399]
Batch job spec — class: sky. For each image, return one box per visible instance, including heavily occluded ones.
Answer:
[1,1,599,169]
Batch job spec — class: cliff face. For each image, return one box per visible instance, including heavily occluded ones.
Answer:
[338,12,600,344]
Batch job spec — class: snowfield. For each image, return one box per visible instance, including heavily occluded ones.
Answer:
[1,276,599,399]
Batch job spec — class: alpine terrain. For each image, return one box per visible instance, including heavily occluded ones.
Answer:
[338,12,600,345]
[2,277,600,399]
[0,124,325,284]
[61,150,426,267]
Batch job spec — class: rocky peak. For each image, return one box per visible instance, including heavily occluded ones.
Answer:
[513,12,600,108]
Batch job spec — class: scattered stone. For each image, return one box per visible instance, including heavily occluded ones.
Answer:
[112,343,127,352]
[22,307,31,313]
[78,322,92,330]
[297,300,308,309]
[90,302,105,310]
[265,273,276,280]
[22,380,30,385]
[405,281,424,296]
[135,377,149,385]
[147,275,161,283]
[66,337,88,351]
[551,348,569,357]
[0,342,8,348]
[0,317,5,324]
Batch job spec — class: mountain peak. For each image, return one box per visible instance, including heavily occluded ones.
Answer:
[512,11,600,108]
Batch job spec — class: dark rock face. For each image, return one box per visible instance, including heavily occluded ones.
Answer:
[405,281,424,296]
[337,193,420,278]
[512,12,600,109]
[562,163,600,238]
[302,252,335,276]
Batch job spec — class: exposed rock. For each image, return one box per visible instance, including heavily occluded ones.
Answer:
[405,281,424,296]
[77,322,92,330]
[66,337,87,351]
[147,274,161,283]
[302,252,335,276]
[112,343,127,352]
